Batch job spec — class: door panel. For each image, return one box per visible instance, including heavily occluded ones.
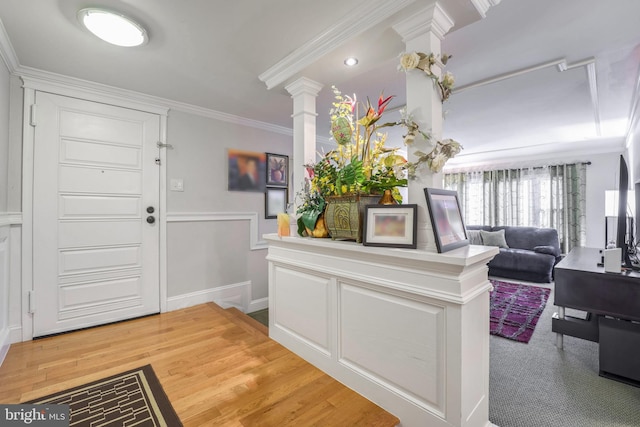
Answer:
[33,92,160,337]
[59,166,142,194]
[60,139,142,168]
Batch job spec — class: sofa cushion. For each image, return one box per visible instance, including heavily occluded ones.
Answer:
[480,229,509,248]
[495,226,559,251]
[467,230,483,245]
[534,245,561,257]
[488,248,556,275]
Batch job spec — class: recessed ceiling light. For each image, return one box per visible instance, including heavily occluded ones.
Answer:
[78,8,147,47]
[344,57,359,67]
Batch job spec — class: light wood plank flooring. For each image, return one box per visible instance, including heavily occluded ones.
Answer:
[0,303,399,426]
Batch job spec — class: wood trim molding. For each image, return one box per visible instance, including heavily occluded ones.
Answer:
[166,212,268,251]
[0,18,18,73]
[0,212,22,227]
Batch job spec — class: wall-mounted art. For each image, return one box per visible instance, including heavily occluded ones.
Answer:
[265,187,288,219]
[266,153,289,187]
[228,149,266,192]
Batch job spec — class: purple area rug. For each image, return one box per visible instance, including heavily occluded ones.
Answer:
[489,280,551,343]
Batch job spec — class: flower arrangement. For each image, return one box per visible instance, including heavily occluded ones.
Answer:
[295,51,462,236]
[399,51,455,102]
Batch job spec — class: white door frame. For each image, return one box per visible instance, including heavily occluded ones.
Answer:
[20,76,169,341]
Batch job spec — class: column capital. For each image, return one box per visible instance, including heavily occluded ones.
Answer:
[392,2,454,42]
[285,77,324,98]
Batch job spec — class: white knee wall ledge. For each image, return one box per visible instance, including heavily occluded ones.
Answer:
[264,234,499,427]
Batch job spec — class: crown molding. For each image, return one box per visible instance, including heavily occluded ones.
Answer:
[16,65,293,137]
[393,2,454,42]
[169,101,293,137]
[469,0,502,18]
[0,18,18,73]
[259,0,415,90]
[285,77,324,97]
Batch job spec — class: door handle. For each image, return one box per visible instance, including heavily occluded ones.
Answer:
[146,216,155,224]
[147,206,155,214]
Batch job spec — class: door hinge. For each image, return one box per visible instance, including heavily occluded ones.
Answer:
[29,104,36,127]
[28,290,35,314]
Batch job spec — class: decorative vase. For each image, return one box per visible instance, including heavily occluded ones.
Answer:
[378,189,398,205]
[324,193,381,243]
[305,212,329,238]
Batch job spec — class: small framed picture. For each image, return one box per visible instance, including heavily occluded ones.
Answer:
[265,187,288,219]
[424,188,469,253]
[362,204,418,249]
[266,153,289,187]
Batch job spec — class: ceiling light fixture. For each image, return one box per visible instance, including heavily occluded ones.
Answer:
[344,57,358,67]
[78,8,147,47]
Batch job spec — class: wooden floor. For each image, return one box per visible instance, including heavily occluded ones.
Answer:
[0,303,399,426]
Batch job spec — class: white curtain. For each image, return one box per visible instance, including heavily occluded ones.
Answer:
[444,163,587,253]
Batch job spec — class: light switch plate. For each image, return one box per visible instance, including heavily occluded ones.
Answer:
[170,178,184,192]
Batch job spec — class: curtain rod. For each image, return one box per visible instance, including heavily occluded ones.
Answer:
[444,161,591,174]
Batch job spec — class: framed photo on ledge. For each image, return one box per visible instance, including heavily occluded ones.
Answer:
[424,188,469,253]
[265,187,288,219]
[362,204,418,249]
[266,153,289,187]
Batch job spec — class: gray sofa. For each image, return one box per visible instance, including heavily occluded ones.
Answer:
[467,225,562,283]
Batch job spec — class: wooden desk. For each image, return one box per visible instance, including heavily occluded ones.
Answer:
[553,246,640,385]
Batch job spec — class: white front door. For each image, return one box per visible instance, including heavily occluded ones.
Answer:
[32,92,161,337]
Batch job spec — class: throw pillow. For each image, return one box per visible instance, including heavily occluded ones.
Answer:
[467,230,483,245]
[534,245,561,257]
[479,229,509,248]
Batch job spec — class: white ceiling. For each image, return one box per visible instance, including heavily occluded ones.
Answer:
[0,0,638,167]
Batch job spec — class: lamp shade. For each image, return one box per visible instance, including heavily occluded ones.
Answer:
[605,190,635,217]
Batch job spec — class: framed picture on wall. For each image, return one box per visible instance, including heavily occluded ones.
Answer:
[363,204,418,249]
[424,188,469,253]
[266,153,289,187]
[228,149,266,192]
[265,187,288,219]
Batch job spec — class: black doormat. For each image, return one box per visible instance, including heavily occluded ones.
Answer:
[25,364,182,426]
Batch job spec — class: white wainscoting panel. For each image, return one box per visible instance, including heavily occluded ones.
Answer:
[167,212,267,251]
[339,282,445,416]
[272,265,331,356]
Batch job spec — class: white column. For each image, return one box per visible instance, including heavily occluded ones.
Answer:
[285,77,324,216]
[393,3,454,251]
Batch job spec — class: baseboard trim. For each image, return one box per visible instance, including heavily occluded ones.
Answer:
[247,297,268,313]
[167,281,267,313]
[0,327,10,367]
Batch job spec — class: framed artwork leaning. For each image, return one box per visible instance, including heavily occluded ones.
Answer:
[266,153,288,187]
[265,187,288,219]
[424,188,469,253]
[362,204,418,249]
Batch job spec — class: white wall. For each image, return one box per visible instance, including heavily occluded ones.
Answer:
[165,110,293,310]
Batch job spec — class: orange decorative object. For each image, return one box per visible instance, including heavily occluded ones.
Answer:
[277,213,290,237]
